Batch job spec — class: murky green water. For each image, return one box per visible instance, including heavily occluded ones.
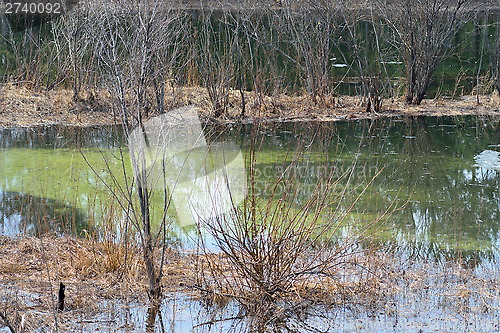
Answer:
[1,116,500,332]
[0,126,125,235]
[1,117,499,265]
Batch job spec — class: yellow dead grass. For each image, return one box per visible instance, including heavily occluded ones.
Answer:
[1,84,499,128]
[1,234,499,331]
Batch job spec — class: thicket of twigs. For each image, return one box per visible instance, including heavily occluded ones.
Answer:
[0,0,499,119]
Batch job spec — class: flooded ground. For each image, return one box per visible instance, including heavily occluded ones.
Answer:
[1,116,500,331]
[1,235,499,332]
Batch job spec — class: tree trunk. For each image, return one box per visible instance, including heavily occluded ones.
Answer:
[138,184,161,301]
[405,49,417,105]
[0,14,9,40]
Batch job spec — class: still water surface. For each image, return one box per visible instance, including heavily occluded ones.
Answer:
[0,116,499,264]
[1,116,500,332]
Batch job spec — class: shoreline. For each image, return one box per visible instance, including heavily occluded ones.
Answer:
[1,84,499,128]
[0,234,498,331]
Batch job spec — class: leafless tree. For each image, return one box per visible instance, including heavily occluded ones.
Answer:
[493,13,500,95]
[330,0,396,112]
[236,7,294,110]
[279,1,338,104]
[79,0,188,329]
[227,6,276,116]
[89,0,187,125]
[378,0,478,105]
[52,9,97,100]
[193,8,248,118]
[0,22,56,87]
[0,12,9,41]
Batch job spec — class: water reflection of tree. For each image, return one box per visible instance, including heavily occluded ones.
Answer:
[0,191,87,236]
[0,126,124,149]
[371,116,500,265]
[244,117,500,265]
[196,304,339,333]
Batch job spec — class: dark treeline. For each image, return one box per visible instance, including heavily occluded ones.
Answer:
[0,0,499,120]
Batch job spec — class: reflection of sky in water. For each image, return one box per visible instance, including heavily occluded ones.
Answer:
[0,188,87,237]
[1,212,26,237]
[462,168,473,181]
[474,150,500,171]
[411,208,430,244]
[473,150,500,225]
[0,189,31,236]
[13,289,498,332]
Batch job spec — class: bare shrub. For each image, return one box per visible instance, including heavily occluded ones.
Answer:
[225,6,278,116]
[332,0,396,112]
[88,0,188,125]
[51,7,99,99]
[0,22,56,87]
[193,9,245,118]
[278,1,338,104]
[378,0,479,105]
[237,7,294,111]
[196,123,394,330]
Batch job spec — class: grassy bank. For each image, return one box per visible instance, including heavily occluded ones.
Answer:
[1,84,499,128]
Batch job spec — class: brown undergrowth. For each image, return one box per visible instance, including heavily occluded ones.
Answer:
[0,234,398,331]
[0,235,394,306]
[0,235,194,331]
[1,235,499,331]
[1,84,499,128]
[0,234,194,294]
[194,249,398,309]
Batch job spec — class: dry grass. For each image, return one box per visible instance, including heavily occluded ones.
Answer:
[1,235,499,331]
[0,235,196,293]
[0,235,393,309]
[0,85,116,127]
[0,234,195,331]
[1,84,499,128]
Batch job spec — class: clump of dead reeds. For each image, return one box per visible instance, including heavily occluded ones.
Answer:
[0,233,195,299]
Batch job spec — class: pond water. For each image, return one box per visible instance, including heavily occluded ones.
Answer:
[14,285,496,332]
[1,116,500,331]
[1,116,499,263]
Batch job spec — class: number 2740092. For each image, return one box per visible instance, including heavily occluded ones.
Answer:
[2,1,63,15]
